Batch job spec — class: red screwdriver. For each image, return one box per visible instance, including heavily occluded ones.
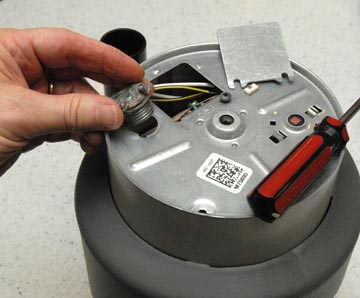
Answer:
[248,97,360,223]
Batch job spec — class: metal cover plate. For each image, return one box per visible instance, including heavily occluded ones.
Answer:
[217,22,294,88]
[108,44,342,218]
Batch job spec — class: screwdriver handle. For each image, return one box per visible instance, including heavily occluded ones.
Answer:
[247,116,349,222]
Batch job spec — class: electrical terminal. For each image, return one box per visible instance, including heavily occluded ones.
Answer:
[244,83,260,96]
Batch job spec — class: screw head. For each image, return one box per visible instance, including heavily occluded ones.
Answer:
[220,92,231,103]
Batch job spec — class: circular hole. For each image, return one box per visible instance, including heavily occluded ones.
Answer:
[219,114,235,125]
[191,199,216,215]
[137,117,158,138]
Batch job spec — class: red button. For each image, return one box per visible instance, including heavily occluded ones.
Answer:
[288,114,305,127]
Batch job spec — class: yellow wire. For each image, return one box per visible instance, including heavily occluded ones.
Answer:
[151,93,204,102]
[154,85,211,94]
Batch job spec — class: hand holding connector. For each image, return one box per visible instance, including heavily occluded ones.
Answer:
[112,82,154,132]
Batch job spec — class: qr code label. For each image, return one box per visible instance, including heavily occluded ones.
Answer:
[196,153,253,194]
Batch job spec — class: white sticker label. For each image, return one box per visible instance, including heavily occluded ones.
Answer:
[196,153,253,194]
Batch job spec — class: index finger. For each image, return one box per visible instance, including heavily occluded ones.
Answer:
[28,28,144,83]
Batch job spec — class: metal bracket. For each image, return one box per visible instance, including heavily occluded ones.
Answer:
[217,22,294,89]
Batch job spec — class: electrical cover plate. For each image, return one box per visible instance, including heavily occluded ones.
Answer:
[217,22,294,89]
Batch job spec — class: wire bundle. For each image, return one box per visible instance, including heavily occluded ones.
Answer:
[151,82,217,102]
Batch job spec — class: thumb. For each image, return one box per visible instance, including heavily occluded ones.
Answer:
[26,90,123,136]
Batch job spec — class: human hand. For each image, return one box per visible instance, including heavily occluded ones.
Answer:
[0,28,144,176]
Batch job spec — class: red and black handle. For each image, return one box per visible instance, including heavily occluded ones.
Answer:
[247,116,349,223]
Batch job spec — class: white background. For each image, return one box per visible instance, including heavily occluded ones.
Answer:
[0,0,360,297]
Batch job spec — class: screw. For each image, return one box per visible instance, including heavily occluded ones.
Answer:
[220,92,231,103]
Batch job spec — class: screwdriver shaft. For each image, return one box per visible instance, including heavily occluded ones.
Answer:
[340,97,360,124]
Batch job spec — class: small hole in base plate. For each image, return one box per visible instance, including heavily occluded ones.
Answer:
[269,135,280,144]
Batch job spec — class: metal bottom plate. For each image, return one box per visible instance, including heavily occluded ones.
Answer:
[106,43,344,265]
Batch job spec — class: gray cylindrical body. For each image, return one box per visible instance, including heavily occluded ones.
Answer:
[76,33,360,298]
[106,43,344,266]
[75,151,360,298]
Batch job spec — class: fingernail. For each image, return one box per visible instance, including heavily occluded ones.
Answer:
[97,104,119,129]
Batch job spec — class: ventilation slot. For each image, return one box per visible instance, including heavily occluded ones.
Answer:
[306,105,323,118]
[269,130,287,144]
[269,136,280,144]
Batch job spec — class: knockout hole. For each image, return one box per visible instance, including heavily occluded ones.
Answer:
[219,114,234,125]
[137,117,158,138]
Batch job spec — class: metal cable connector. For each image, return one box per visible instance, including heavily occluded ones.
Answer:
[111,82,154,131]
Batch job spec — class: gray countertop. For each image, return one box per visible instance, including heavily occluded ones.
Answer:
[0,0,359,297]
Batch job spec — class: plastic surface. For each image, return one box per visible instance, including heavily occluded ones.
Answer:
[75,150,360,298]
[100,28,147,97]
